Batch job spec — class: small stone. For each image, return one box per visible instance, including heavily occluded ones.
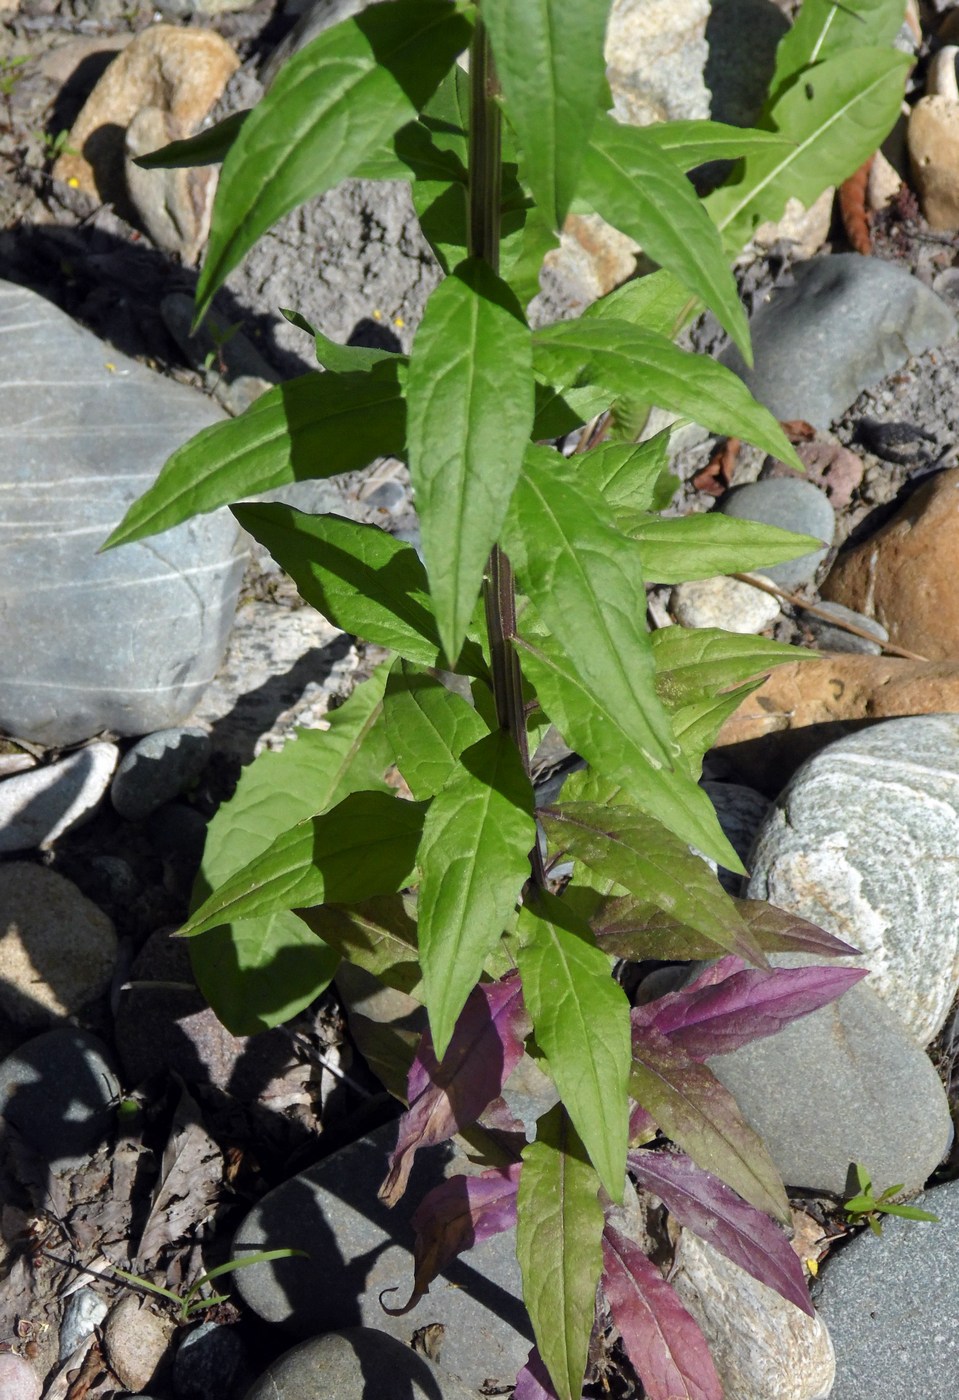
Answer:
[0,744,118,853]
[752,187,835,259]
[815,1178,959,1399]
[53,25,239,207]
[243,1329,481,1400]
[0,1029,121,1169]
[718,479,835,588]
[0,1353,41,1400]
[709,978,951,1196]
[0,863,117,1028]
[146,803,209,900]
[111,728,211,822]
[59,1288,109,1362]
[669,1228,834,1399]
[702,781,770,891]
[908,94,959,231]
[174,1321,245,1400]
[159,292,278,386]
[720,255,957,429]
[670,575,781,633]
[746,714,959,1046]
[231,1121,532,1392]
[760,436,865,512]
[866,148,903,212]
[804,602,888,656]
[103,1295,175,1394]
[124,106,218,262]
[821,468,959,661]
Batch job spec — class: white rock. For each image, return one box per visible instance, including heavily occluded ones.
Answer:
[0,742,118,852]
[670,575,781,633]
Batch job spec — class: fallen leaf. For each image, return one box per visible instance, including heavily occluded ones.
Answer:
[839,156,873,255]
[135,1085,222,1270]
[692,438,740,496]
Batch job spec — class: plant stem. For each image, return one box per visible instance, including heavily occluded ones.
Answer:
[469,19,544,887]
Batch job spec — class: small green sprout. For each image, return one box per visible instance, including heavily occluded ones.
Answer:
[0,55,30,98]
[844,1163,940,1237]
[111,1248,307,1321]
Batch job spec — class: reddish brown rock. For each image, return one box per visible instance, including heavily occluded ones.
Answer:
[820,469,959,661]
[713,654,959,792]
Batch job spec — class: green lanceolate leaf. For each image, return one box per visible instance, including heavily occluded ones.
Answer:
[706,48,910,252]
[133,109,250,168]
[280,308,401,372]
[766,0,906,109]
[297,894,421,995]
[196,0,472,319]
[190,670,391,1033]
[516,1103,605,1400]
[533,319,802,469]
[515,893,630,1199]
[516,619,742,869]
[541,803,765,964]
[615,511,824,584]
[651,626,805,712]
[581,114,751,359]
[642,118,795,167]
[668,681,767,782]
[184,791,427,937]
[630,1027,790,1223]
[417,730,536,1057]
[406,258,534,663]
[482,0,608,232]
[585,268,697,340]
[231,503,486,677]
[586,431,675,512]
[383,659,489,799]
[102,364,405,549]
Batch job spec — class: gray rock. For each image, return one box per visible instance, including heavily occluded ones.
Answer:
[174,1320,246,1400]
[232,1122,532,1392]
[670,1228,834,1400]
[670,574,781,633]
[717,479,835,588]
[721,255,958,429]
[0,743,118,853]
[242,1328,482,1400]
[702,780,771,892]
[111,728,211,821]
[160,292,280,417]
[815,1178,959,1399]
[0,280,245,747]
[59,1288,109,1362]
[0,862,117,1030]
[747,715,959,1046]
[709,978,951,1196]
[805,601,889,656]
[0,1028,121,1169]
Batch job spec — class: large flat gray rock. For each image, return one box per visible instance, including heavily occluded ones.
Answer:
[0,281,245,746]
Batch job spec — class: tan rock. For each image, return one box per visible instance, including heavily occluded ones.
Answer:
[821,468,959,660]
[53,25,238,209]
[714,654,959,792]
[124,106,217,264]
[867,148,903,213]
[907,94,959,231]
[545,212,640,304]
[103,1296,175,1393]
[752,187,835,259]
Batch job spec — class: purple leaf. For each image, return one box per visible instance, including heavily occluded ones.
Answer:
[636,956,866,1060]
[514,1345,560,1400]
[602,1221,722,1400]
[628,1146,814,1316]
[383,1164,521,1313]
[629,1099,657,1145]
[380,973,528,1206]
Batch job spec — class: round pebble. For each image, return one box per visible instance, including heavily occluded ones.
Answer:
[59,1287,109,1361]
[0,1353,41,1400]
[0,742,118,853]
[111,727,211,821]
[174,1321,245,1400]
[0,1028,120,1169]
[805,601,888,656]
[243,1329,481,1400]
[718,479,835,588]
[670,575,781,633]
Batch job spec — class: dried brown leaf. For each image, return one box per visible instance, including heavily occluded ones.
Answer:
[135,1086,222,1270]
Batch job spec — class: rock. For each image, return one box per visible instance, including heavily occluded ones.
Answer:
[231,1121,532,1392]
[53,25,239,210]
[540,212,640,309]
[0,744,118,853]
[866,148,903,212]
[0,1028,121,1169]
[0,281,245,747]
[760,435,865,512]
[146,803,210,900]
[709,978,951,1196]
[821,468,959,662]
[713,655,959,793]
[718,478,835,588]
[746,714,959,1045]
[242,1329,482,1400]
[702,781,770,891]
[752,187,835,260]
[804,602,888,656]
[159,291,279,415]
[669,1228,834,1400]
[815,1178,959,1399]
[720,255,957,429]
[59,1287,109,1362]
[111,728,211,822]
[670,575,781,633]
[174,1320,246,1400]
[124,105,218,262]
[908,94,959,231]
[0,1354,40,1400]
[103,1295,175,1394]
[0,863,116,1029]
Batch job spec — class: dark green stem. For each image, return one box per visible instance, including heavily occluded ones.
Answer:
[469,18,545,887]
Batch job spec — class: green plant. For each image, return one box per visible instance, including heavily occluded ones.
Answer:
[104,2,909,1395]
[110,1249,308,1321]
[37,127,78,163]
[843,1163,940,1238]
